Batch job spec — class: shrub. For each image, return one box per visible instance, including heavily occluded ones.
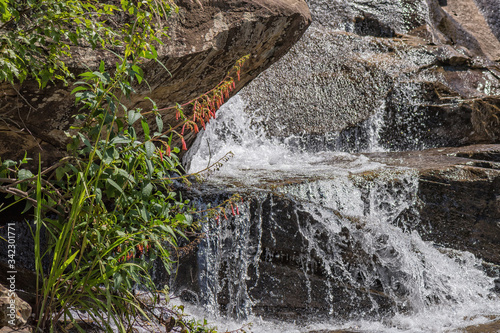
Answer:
[0,1,248,331]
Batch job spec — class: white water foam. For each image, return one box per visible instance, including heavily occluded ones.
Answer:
[185,95,384,183]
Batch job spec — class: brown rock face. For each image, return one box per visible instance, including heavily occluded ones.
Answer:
[0,0,311,167]
[0,284,31,328]
[436,0,500,61]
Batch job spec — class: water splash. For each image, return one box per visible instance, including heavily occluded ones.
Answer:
[180,170,500,332]
[185,95,385,180]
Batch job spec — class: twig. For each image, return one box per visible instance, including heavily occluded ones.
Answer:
[0,186,60,215]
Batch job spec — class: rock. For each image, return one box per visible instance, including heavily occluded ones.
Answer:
[308,330,360,333]
[437,0,500,61]
[0,327,30,333]
[173,191,399,320]
[0,0,311,166]
[0,284,31,328]
[463,317,500,333]
[236,0,500,152]
[0,261,37,309]
[342,144,500,266]
[392,146,500,265]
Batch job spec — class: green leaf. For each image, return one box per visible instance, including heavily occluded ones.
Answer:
[60,250,80,274]
[145,159,153,179]
[142,181,153,198]
[144,141,155,159]
[77,132,92,148]
[95,187,102,203]
[103,147,115,164]
[114,168,136,184]
[55,166,67,181]
[18,169,33,180]
[21,200,32,214]
[70,85,88,95]
[131,64,143,84]
[158,225,176,238]
[105,146,119,164]
[155,115,163,133]
[127,110,141,126]
[106,178,124,195]
[0,0,12,22]
[110,136,131,144]
[184,214,193,226]
[141,118,150,139]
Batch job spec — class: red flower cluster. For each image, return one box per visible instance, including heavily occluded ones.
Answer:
[117,242,153,263]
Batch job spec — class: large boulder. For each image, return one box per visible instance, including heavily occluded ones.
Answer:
[237,0,500,152]
[0,0,311,166]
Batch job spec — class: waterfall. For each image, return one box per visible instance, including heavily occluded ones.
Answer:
[180,1,500,329]
[179,96,500,332]
[184,96,385,180]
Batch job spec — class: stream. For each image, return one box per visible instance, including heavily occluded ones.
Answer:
[176,96,500,332]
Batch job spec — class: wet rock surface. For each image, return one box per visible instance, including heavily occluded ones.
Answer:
[0,0,311,166]
[293,143,500,266]
[463,317,500,333]
[174,191,402,320]
[238,0,500,152]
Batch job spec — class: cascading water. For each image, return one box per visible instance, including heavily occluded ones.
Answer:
[178,96,500,332]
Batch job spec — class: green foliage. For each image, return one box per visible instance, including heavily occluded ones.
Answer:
[0,38,193,333]
[0,1,251,331]
[0,0,174,87]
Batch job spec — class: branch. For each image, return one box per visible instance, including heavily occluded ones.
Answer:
[0,186,61,215]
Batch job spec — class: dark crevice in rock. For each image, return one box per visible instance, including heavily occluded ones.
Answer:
[353,13,396,38]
